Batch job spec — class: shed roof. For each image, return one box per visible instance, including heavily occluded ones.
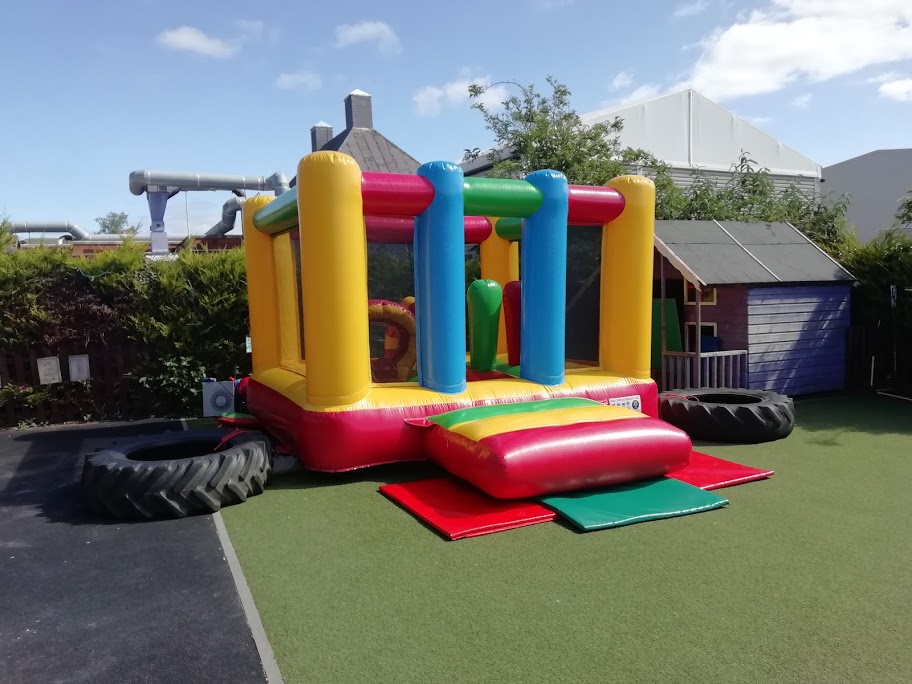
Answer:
[654,220,854,287]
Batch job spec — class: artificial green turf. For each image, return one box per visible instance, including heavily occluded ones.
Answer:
[221,395,912,684]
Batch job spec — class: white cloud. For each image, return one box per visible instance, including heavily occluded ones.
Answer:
[674,1,709,17]
[413,73,509,117]
[334,21,401,55]
[156,26,237,58]
[611,71,634,90]
[791,93,812,108]
[684,0,912,100]
[275,70,322,91]
[879,78,912,101]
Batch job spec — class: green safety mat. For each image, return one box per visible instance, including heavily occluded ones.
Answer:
[540,477,728,531]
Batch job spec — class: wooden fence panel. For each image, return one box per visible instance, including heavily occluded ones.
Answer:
[0,344,155,428]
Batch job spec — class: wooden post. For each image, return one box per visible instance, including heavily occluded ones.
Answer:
[660,256,667,391]
[695,287,703,388]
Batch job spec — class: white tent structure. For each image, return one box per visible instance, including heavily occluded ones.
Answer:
[462,89,822,195]
[581,89,821,193]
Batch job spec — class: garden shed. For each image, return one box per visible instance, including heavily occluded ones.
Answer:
[653,220,855,396]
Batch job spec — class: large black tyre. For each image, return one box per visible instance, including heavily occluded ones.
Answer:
[81,429,273,521]
[659,388,795,444]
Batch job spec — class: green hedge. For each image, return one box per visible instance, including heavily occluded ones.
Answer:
[0,244,250,417]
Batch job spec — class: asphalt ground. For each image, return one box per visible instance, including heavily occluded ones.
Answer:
[0,420,267,684]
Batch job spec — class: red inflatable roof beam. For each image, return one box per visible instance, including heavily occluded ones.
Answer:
[366,215,491,244]
[567,186,625,225]
[362,172,434,217]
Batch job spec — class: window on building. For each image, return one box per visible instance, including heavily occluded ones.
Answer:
[685,322,718,353]
[684,281,717,305]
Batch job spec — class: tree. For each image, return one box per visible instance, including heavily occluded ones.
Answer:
[95,211,143,235]
[0,214,17,252]
[896,189,912,227]
[468,76,634,186]
[466,76,852,254]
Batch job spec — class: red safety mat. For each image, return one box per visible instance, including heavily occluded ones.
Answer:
[670,450,774,491]
[379,478,556,540]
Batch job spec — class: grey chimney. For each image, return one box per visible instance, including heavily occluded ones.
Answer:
[344,89,373,129]
[311,121,333,151]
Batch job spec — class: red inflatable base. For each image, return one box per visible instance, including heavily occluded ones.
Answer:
[246,377,658,472]
[379,478,556,540]
[670,451,774,490]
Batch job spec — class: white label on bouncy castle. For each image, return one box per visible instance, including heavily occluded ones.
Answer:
[610,395,642,411]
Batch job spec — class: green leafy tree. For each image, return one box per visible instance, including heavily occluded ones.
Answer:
[896,189,912,226]
[467,77,852,253]
[0,214,17,252]
[95,211,144,235]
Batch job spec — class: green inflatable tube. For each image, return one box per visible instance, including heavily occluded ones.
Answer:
[467,279,503,372]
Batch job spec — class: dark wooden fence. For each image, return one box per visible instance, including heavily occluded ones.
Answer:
[846,325,910,390]
[0,343,156,428]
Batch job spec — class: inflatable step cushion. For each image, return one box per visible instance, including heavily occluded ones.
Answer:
[425,397,692,499]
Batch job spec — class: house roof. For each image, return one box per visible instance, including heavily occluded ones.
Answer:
[320,127,420,175]
[654,220,854,287]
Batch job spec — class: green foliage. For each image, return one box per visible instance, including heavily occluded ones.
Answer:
[896,189,912,226]
[95,211,144,235]
[467,77,853,251]
[0,214,16,252]
[840,228,912,328]
[468,76,630,186]
[0,245,250,418]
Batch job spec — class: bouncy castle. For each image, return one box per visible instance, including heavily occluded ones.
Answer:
[240,151,772,510]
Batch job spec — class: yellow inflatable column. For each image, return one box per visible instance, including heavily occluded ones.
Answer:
[272,232,302,366]
[508,241,520,281]
[479,219,511,355]
[242,195,281,376]
[297,152,372,406]
[600,175,655,379]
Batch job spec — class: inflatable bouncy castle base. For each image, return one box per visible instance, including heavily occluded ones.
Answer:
[421,398,691,499]
[246,369,659,473]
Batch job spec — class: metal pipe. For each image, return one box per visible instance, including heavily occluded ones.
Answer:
[129,170,286,196]
[267,171,289,196]
[206,196,246,236]
[11,221,89,240]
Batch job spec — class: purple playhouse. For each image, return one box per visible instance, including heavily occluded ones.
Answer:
[653,220,855,396]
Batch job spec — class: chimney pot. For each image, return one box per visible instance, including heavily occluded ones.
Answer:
[344,89,373,129]
[310,121,333,151]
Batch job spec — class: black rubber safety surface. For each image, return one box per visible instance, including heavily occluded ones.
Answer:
[0,421,267,684]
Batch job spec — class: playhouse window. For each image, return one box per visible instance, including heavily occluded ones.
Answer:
[684,282,716,305]
[685,322,718,352]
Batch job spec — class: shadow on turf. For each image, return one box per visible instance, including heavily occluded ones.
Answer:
[267,459,446,492]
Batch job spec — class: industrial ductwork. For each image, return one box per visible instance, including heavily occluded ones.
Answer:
[128,170,289,196]
[11,221,89,240]
[129,169,289,252]
[205,196,246,236]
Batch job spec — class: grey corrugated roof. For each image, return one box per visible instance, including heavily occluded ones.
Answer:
[656,220,854,286]
[321,128,420,174]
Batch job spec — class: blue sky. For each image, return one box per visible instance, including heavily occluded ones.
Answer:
[2,0,911,235]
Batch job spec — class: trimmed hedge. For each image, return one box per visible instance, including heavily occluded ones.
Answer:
[0,244,250,417]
